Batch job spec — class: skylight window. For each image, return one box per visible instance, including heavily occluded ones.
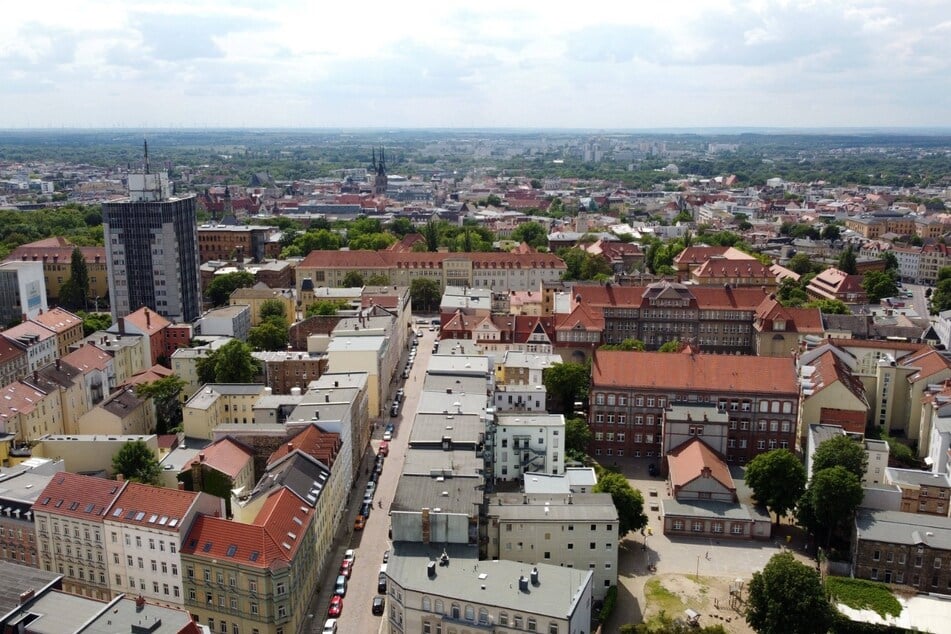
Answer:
[202,542,213,552]
[148,514,158,523]
[41,497,50,505]
[134,511,145,521]
[84,503,95,513]
[169,519,178,527]
[158,516,168,525]
[112,507,123,517]
[249,551,259,562]
[68,502,79,511]
[226,545,237,557]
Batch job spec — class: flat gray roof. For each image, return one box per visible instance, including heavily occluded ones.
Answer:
[17,591,101,634]
[311,372,369,390]
[160,446,200,474]
[667,403,729,423]
[426,355,491,376]
[326,336,386,352]
[288,401,351,424]
[0,472,58,504]
[416,392,488,417]
[388,543,591,620]
[392,473,483,515]
[0,561,61,621]
[402,447,484,477]
[487,492,618,522]
[662,499,769,521]
[886,468,951,489]
[422,374,488,396]
[496,413,564,428]
[410,413,484,446]
[856,509,951,550]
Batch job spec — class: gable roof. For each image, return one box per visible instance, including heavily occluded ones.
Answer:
[107,482,202,531]
[266,424,340,468]
[61,343,113,373]
[182,487,313,570]
[30,307,82,335]
[122,307,171,335]
[667,437,735,497]
[804,349,869,406]
[592,349,798,395]
[33,473,125,520]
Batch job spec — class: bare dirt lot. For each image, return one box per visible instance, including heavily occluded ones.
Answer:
[638,573,755,634]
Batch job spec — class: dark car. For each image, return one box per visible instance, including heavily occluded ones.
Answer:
[378,572,387,593]
[382,549,390,563]
[361,502,372,517]
[648,463,658,476]
[372,595,385,615]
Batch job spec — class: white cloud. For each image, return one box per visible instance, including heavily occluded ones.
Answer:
[0,0,948,128]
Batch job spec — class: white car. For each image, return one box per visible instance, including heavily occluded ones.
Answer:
[343,549,356,563]
[322,619,337,634]
[383,430,393,441]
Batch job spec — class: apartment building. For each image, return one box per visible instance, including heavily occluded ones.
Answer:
[31,308,84,358]
[2,321,57,372]
[386,544,592,634]
[253,351,328,395]
[197,224,274,263]
[0,337,28,386]
[104,482,224,607]
[853,509,951,590]
[4,237,109,303]
[0,379,64,442]
[109,306,172,366]
[61,343,115,406]
[0,468,61,567]
[33,472,126,599]
[485,492,618,599]
[229,287,295,327]
[183,384,266,439]
[296,250,565,293]
[491,413,565,481]
[884,468,951,516]
[181,488,318,634]
[77,386,154,436]
[589,349,799,463]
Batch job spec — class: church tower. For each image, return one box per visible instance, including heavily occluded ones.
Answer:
[372,146,388,196]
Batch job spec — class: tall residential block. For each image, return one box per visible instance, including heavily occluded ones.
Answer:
[103,144,200,323]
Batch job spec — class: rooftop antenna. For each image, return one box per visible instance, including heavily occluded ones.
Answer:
[143,139,150,174]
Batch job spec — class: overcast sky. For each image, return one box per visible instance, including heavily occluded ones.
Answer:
[2,0,949,129]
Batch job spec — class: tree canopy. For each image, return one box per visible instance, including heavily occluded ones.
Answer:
[58,247,90,310]
[510,221,548,249]
[205,271,255,307]
[862,270,899,304]
[797,465,864,546]
[564,417,592,457]
[112,439,162,485]
[744,449,806,523]
[560,248,613,281]
[306,299,348,317]
[543,362,589,415]
[599,338,646,352]
[77,311,112,337]
[594,471,648,537]
[341,271,365,288]
[135,375,187,435]
[258,299,286,321]
[195,340,261,384]
[811,435,866,480]
[409,277,441,312]
[746,551,834,634]
[837,245,858,275]
[247,317,289,351]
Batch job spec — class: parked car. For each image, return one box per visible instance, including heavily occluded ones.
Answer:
[328,595,343,617]
[360,502,372,517]
[412,338,419,347]
[339,560,352,578]
[372,596,385,615]
[382,549,390,563]
[379,441,389,457]
[395,388,404,401]
[366,481,376,496]
[363,493,373,506]
[322,618,338,634]
[382,430,393,442]
[354,515,366,531]
[390,404,399,417]
[343,549,356,564]
[385,423,395,434]
[378,572,388,593]
[334,575,347,596]
[402,369,410,379]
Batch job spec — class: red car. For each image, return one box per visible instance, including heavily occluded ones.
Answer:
[328,595,343,618]
[379,441,389,457]
[339,560,352,578]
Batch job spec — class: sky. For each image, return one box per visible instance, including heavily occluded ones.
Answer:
[2,0,950,129]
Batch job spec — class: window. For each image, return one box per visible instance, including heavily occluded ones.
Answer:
[528,618,537,631]
[422,596,431,611]
[276,582,286,595]
[278,605,287,619]
[250,603,259,615]
[873,550,881,561]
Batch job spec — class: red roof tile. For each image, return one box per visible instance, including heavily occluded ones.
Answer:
[592,349,798,395]
[123,307,170,335]
[667,438,735,496]
[34,473,125,520]
[62,343,113,372]
[31,307,82,335]
[267,425,340,468]
[108,482,201,531]
[186,437,255,479]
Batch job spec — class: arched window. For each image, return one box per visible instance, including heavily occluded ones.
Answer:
[451,603,461,619]
[465,605,475,621]
[422,596,431,611]
[434,599,444,614]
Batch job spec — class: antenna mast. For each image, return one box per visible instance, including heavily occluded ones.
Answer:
[144,139,150,174]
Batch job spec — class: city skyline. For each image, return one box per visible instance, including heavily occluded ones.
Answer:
[1,1,949,129]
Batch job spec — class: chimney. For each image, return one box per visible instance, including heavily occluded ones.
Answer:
[287,443,294,452]
[178,482,185,490]
[55,359,61,371]
[145,309,151,328]
[116,473,124,482]
[32,370,38,383]
[530,567,539,586]
[198,452,206,462]
[118,317,126,335]
[18,589,35,605]
[135,595,145,611]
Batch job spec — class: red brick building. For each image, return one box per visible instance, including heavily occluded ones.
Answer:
[589,348,799,464]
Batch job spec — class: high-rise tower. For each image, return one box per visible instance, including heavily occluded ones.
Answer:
[103,141,201,323]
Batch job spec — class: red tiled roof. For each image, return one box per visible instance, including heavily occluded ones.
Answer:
[123,364,174,388]
[692,257,774,280]
[667,438,734,496]
[31,307,82,335]
[34,473,125,520]
[5,238,106,266]
[2,321,56,345]
[0,337,26,365]
[592,349,798,394]
[267,425,340,467]
[298,250,565,270]
[555,302,604,331]
[182,488,313,569]
[123,307,170,335]
[901,348,951,384]
[0,381,49,420]
[62,343,113,372]
[186,437,255,479]
[806,349,868,405]
[674,246,753,266]
[108,482,201,531]
[755,297,824,334]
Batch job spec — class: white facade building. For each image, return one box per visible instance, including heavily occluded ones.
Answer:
[0,260,48,325]
[493,413,565,482]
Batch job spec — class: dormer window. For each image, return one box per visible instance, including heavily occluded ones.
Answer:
[774,320,786,331]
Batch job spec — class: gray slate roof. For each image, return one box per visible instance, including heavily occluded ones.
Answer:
[855,509,951,550]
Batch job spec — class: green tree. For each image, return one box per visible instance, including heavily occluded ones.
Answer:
[821,224,842,242]
[803,299,850,314]
[366,274,391,286]
[560,248,613,281]
[424,220,439,252]
[59,247,90,310]
[258,299,286,322]
[206,271,255,307]
[195,340,260,384]
[511,221,548,249]
[565,417,592,455]
[347,232,397,251]
[135,375,187,435]
[656,341,681,352]
[744,449,806,524]
[862,270,899,303]
[599,338,646,352]
[409,278,441,312]
[811,435,866,480]
[837,245,858,275]
[247,318,289,351]
[387,217,415,237]
[746,551,834,634]
[787,252,815,275]
[881,250,899,274]
[932,275,951,314]
[112,439,162,485]
[543,362,590,415]
[796,465,863,546]
[594,471,647,537]
[341,271,365,287]
[306,299,346,317]
[776,277,809,307]
[77,310,112,337]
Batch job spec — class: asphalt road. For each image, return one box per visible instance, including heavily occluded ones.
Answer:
[316,325,438,633]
